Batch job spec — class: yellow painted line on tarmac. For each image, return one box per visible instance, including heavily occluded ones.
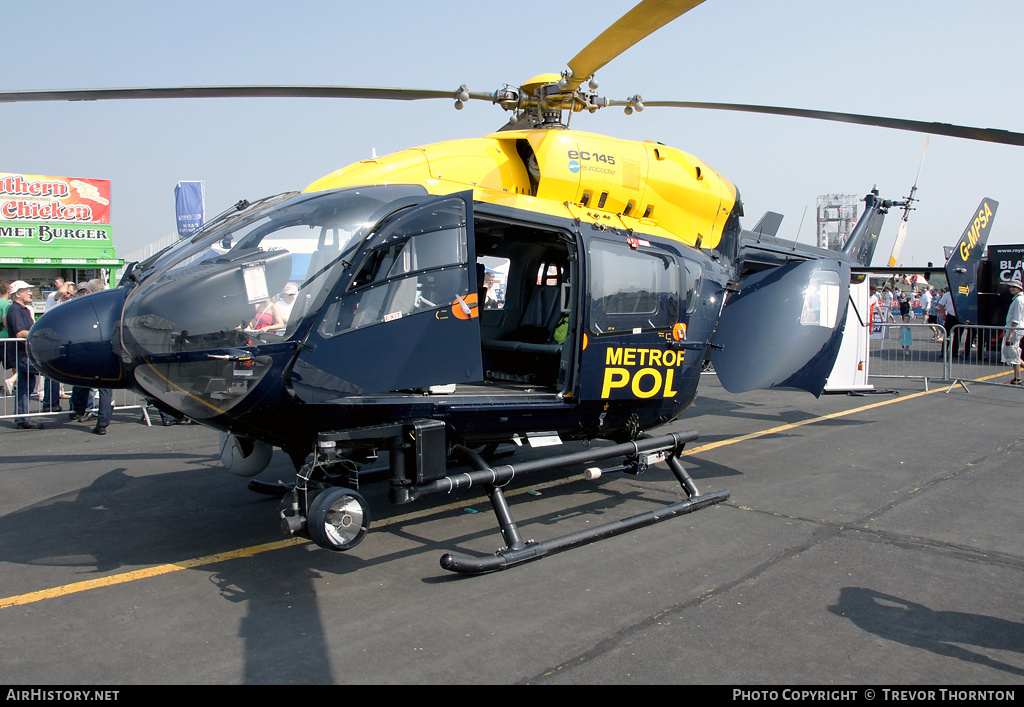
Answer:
[0,491,554,610]
[0,538,309,609]
[684,366,1011,454]
[680,389,937,456]
[681,369,1011,457]
[1,370,1012,610]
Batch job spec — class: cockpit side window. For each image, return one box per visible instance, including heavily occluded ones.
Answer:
[320,198,470,337]
[348,227,464,291]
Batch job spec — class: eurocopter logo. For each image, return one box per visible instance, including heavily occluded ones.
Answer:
[568,160,581,174]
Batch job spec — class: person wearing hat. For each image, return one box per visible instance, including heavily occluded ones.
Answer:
[1002,278,1024,385]
[6,281,43,429]
[276,282,299,323]
[1,280,14,395]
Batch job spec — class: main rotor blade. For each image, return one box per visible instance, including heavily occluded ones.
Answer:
[0,85,495,104]
[911,136,930,187]
[566,0,707,91]
[638,100,1024,146]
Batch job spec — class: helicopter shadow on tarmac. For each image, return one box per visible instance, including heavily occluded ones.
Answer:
[829,587,1024,678]
[678,394,875,448]
[0,457,340,683]
[686,393,863,425]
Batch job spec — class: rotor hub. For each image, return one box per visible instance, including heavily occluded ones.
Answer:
[489,70,621,129]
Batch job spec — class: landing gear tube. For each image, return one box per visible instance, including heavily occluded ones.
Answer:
[279,420,729,574]
[430,432,729,574]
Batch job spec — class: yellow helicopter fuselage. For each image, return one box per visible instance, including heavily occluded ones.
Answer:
[304,128,737,250]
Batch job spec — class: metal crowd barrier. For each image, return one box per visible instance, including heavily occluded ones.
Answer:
[868,321,947,388]
[945,324,1024,390]
[1,337,148,425]
[859,320,1023,393]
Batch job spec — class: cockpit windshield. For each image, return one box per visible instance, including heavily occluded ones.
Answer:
[125,185,428,346]
[136,191,300,280]
[121,184,429,419]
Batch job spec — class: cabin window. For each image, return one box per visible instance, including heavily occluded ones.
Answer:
[799,270,842,328]
[537,263,563,286]
[681,257,702,314]
[479,256,508,310]
[588,239,681,334]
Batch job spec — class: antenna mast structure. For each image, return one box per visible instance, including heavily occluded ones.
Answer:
[816,194,858,251]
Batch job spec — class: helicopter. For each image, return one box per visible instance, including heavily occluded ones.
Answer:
[10,0,1024,573]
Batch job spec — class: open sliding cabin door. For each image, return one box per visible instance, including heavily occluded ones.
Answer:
[290,193,483,402]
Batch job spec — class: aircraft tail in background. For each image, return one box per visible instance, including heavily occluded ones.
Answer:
[945,198,998,323]
[841,189,888,267]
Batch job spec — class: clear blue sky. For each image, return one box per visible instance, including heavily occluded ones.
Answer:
[3,0,1022,267]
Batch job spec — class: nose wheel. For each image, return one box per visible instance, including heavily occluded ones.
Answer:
[307,487,370,551]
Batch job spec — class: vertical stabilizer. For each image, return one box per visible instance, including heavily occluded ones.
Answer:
[750,211,784,238]
[944,198,998,323]
[841,190,888,267]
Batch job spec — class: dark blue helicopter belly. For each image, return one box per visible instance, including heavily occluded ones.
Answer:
[209,367,698,453]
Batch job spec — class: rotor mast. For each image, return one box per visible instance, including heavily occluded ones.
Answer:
[490,73,637,129]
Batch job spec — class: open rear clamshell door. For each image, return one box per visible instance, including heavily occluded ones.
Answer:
[710,259,850,396]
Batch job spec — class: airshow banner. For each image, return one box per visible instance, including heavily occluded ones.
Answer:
[175,180,205,237]
[987,244,1024,285]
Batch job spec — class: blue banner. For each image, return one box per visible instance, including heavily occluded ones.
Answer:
[174,181,205,237]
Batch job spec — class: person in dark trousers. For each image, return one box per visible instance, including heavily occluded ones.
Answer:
[67,280,115,435]
[936,287,967,358]
[1003,278,1024,384]
[69,387,113,434]
[6,281,42,429]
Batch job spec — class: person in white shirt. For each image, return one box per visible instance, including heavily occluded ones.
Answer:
[936,288,967,358]
[918,287,932,320]
[926,288,942,341]
[868,288,881,327]
[43,278,66,312]
[276,282,299,323]
[1002,278,1024,384]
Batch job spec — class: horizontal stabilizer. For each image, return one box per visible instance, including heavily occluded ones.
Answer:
[750,211,784,238]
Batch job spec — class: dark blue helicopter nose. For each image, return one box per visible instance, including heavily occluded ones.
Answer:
[28,288,131,388]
